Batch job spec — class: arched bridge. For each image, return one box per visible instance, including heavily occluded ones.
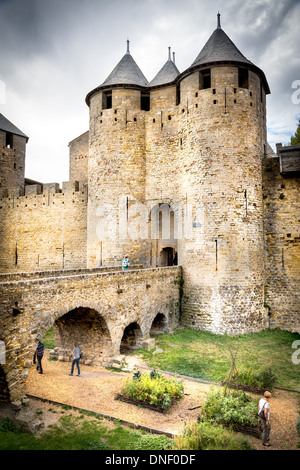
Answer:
[0,266,181,403]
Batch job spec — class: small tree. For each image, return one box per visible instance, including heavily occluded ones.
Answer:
[290,119,300,145]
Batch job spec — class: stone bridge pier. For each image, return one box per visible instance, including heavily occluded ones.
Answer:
[0,266,181,404]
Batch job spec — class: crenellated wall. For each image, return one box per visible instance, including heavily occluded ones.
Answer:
[0,181,88,273]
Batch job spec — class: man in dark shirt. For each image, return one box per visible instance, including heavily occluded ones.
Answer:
[35,340,45,374]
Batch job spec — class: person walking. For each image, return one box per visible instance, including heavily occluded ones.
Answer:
[34,338,45,374]
[122,255,130,272]
[69,343,81,376]
[258,391,272,447]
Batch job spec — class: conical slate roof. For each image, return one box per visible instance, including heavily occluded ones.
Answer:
[0,113,29,141]
[191,24,253,68]
[149,48,180,86]
[101,41,148,87]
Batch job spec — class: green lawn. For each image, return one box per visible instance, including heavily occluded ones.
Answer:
[0,412,172,451]
[136,328,300,391]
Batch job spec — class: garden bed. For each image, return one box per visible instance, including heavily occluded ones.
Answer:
[221,422,262,438]
[115,393,177,413]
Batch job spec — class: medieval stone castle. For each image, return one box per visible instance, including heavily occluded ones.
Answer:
[0,15,299,403]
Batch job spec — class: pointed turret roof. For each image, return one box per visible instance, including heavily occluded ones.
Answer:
[186,13,270,94]
[101,40,148,87]
[191,14,253,68]
[0,113,29,142]
[149,47,180,87]
[86,40,148,106]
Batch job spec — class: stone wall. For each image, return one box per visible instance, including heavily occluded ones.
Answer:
[0,266,181,402]
[0,181,88,273]
[69,131,89,182]
[263,156,300,333]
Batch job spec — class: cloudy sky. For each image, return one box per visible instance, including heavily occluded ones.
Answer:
[0,0,299,184]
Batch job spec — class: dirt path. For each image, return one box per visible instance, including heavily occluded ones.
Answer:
[25,352,299,450]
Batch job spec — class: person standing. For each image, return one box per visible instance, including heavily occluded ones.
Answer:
[258,391,272,447]
[69,343,81,376]
[35,338,45,374]
[122,255,130,272]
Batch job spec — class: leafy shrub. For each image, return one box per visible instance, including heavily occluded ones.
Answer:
[257,367,277,390]
[128,434,173,450]
[172,421,252,450]
[201,388,259,427]
[234,367,277,391]
[122,371,184,410]
[0,418,19,433]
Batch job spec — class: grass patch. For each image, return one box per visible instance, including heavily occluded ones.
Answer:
[135,328,300,390]
[42,327,56,349]
[0,413,172,451]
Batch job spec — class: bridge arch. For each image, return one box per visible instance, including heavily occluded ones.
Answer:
[53,306,113,366]
[120,321,143,354]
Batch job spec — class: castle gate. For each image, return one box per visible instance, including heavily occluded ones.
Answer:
[0,266,181,403]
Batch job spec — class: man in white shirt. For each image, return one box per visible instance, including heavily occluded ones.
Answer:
[69,343,81,376]
[258,391,272,447]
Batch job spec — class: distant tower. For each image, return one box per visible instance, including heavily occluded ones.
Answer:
[0,114,28,196]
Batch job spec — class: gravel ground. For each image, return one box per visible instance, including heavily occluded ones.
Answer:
[25,351,299,450]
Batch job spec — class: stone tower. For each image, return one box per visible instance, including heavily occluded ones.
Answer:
[85,15,271,334]
[0,113,28,197]
[175,15,270,334]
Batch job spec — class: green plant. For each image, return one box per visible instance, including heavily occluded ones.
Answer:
[122,372,184,410]
[257,367,277,390]
[201,388,259,428]
[172,421,252,450]
[129,434,173,450]
[236,367,276,390]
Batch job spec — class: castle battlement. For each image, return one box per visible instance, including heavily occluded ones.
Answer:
[0,180,88,207]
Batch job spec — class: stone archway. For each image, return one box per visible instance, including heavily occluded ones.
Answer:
[53,307,113,366]
[150,313,170,335]
[120,322,143,354]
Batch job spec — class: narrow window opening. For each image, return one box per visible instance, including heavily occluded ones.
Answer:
[213,100,217,104]
[238,68,249,89]
[212,89,216,94]
[153,118,155,123]
[141,92,150,111]
[134,117,137,121]
[14,162,16,169]
[199,69,211,89]
[176,83,181,105]
[6,132,13,148]
[234,99,237,104]
[102,91,112,109]
[234,88,237,93]
[168,115,171,120]
[195,92,198,97]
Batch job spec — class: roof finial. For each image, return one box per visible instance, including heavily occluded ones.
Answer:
[217,12,221,29]
[126,38,130,54]
[172,51,176,64]
[168,46,171,61]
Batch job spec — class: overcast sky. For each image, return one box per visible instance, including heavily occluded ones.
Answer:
[0,0,299,184]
